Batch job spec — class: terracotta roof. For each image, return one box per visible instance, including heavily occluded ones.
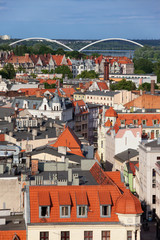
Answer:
[90,163,115,186]
[59,191,71,205]
[75,191,88,205]
[97,82,109,91]
[116,112,160,127]
[115,127,141,139]
[52,55,64,66]
[115,188,143,214]
[50,126,84,157]
[104,119,112,127]
[105,107,118,117]
[29,185,121,224]
[38,191,51,206]
[124,94,160,109]
[0,231,26,240]
[98,191,112,205]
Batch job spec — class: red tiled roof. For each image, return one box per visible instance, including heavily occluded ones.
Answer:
[115,188,143,214]
[59,191,71,205]
[0,231,26,240]
[52,55,64,65]
[50,126,84,157]
[124,94,160,109]
[104,119,112,127]
[76,191,88,205]
[98,191,112,205]
[97,82,109,91]
[105,107,118,117]
[90,163,114,186]
[116,112,160,127]
[29,185,121,224]
[38,191,51,206]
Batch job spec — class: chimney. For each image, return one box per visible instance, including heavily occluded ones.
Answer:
[104,60,109,81]
[36,89,41,98]
[31,159,38,175]
[68,168,72,182]
[151,80,155,95]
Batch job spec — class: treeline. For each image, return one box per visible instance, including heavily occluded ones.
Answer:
[133,46,160,82]
[0,43,86,59]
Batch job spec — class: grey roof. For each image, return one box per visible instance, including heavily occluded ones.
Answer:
[0,214,26,231]
[114,149,139,163]
[35,170,98,185]
[144,139,160,148]
[0,121,14,133]
[24,145,84,164]
[85,91,119,97]
[51,94,60,104]
[12,127,56,141]
[12,96,73,110]
[0,107,15,119]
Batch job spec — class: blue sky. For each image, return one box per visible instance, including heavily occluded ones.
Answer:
[0,0,159,39]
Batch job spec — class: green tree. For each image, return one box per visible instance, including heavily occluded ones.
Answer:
[3,63,16,79]
[55,65,73,78]
[133,58,153,74]
[0,69,8,79]
[138,82,158,91]
[110,79,136,91]
[44,82,56,89]
[77,70,99,79]
[153,61,160,83]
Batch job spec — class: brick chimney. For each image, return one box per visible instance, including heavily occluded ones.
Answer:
[104,60,109,81]
[151,80,155,95]
[31,159,38,175]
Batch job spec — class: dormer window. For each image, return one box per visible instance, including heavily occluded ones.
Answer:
[100,205,111,217]
[38,192,51,218]
[59,192,71,218]
[77,205,88,218]
[60,206,71,218]
[99,191,112,218]
[142,120,146,125]
[76,191,88,218]
[40,206,50,218]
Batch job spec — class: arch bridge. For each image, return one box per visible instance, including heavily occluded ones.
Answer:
[9,37,143,52]
[79,38,143,52]
[9,37,74,51]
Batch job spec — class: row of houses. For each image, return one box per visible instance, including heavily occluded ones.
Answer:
[0,51,134,76]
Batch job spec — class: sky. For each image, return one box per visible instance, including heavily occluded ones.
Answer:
[0,0,160,40]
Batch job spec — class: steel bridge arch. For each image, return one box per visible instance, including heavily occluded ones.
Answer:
[79,38,143,52]
[9,37,74,51]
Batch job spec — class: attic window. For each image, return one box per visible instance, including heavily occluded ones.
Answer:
[38,192,51,218]
[59,192,71,218]
[99,191,112,218]
[101,205,111,217]
[76,191,88,218]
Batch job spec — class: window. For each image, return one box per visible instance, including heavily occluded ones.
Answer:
[39,206,50,218]
[61,231,69,240]
[101,141,103,148]
[133,119,138,125]
[101,153,103,161]
[60,206,70,218]
[40,232,49,240]
[84,231,93,240]
[127,231,132,240]
[152,195,156,204]
[121,120,125,125]
[102,231,110,240]
[153,120,157,125]
[100,205,111,217]
[77,206,87,218]
[142,120,146,125]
